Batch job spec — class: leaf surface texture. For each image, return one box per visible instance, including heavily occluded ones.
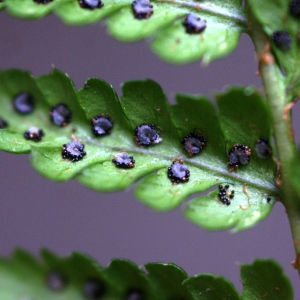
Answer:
[0,69,279,231]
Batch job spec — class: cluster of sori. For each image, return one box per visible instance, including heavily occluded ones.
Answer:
[220,138,273,205]
[181,131,206,156]
[1,91,274,186]
[112,152,135,169]
[218,184,235,205]
[62,140,86,162]
[47,271,144,299]
[78,0,104,9]
[271,0,300,51]
[10,93,73,144]
[228,144,252,170]
[134,123,162,146]
[174,136,272,203]
[0,93,158,169]
[31,0,208,35]
[167,159,190,184]
[182,13,206,34]
[217,184,273,206]
[228,137,272,171]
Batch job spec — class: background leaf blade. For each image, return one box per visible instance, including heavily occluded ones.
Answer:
[241,259,294,300]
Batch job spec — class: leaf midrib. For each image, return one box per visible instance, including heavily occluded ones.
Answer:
[153,0,247,26]
[80,136,278,195]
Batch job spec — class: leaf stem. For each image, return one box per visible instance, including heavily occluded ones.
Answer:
[249,12,300,272]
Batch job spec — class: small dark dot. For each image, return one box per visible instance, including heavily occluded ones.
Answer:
[183,13,206,34]
[255,137,272,158]
[24,127,44,142]
[79,0,104,9]
[0,117,8,129]
[272,30,292,51]
[228,144,251,169]
[290,0,300,18]
[112,152,135,168]
[132,0,153,19]
[167,160,190,184]
[124,289,144,300]
[13,93,34,115]
[267,197,272,203]
[47,271,66,291]
[50,103,71,127]
[62,140,86,162]
[181,132,206,156]
[91,114,113,136]
[83,279,105,299]
[134,123,162,146]
[33,0,53,3]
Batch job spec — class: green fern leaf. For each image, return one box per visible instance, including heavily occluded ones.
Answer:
[0,1,5,10]
[0,68,279,232]
[241,259,294,300]
[3,0,246,64]
[0,249,293,299]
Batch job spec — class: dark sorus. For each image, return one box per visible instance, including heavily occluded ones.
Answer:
[272,30,292,51]
[290,0,300,18]
[134,123,162,146]
[125,289,144,300]
[50,103,71,127]
[168,160,190,184]
[132,0,153,20]
[112,152,135,169]
[183,13,206,34]
[47,271,66,291]
[83,279,105,299]
[62,140,86,162]
[0,117,8,129]
[24,127,44,142]
[228,144,251,170]
[255,137,272,158]
[218,184,234,205]
[91,114,113,136]
[13,93,34,115]
[181,132,206,156]
[79,0,104,9]
[33,0,53,3]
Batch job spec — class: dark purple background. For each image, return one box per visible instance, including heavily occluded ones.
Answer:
[0,11,299,296]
